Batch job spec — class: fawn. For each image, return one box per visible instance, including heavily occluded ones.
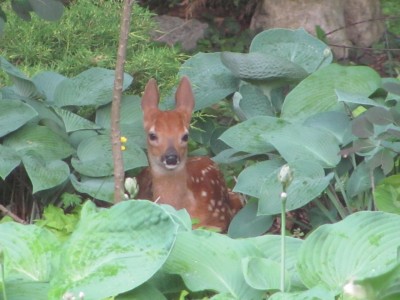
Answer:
[135,77,243,231]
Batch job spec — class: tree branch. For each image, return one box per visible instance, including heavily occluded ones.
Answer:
[111,0,135,204]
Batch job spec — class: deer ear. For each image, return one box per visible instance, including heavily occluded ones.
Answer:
[141,78,160,113]
[175,76,195,123]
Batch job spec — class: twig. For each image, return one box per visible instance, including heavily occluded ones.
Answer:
[0,204,27,224]
[111,0,135,203]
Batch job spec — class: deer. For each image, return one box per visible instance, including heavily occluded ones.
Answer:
[135,76,243,232]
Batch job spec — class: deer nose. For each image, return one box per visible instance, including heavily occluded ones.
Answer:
[162,147,180,169]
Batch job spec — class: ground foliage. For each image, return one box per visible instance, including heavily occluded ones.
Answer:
[2,1,400,299]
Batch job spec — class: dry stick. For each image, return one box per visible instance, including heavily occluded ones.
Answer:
[111,0,135,204]
[0,204,27,224]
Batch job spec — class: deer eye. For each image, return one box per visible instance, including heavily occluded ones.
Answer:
[148,132,158,141]
[181,133,189,142]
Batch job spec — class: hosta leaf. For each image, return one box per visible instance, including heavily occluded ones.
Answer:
[71,134,147,177]
[336,89,382,107]
[374,174,400,214]
[0,222,60,281]
[22,153,70,193]
[233,160,284,197]
[250,28,332,73]
[53,107,102,132]
[346,160,384,198]
[281,64,381,122]
[49,200,178,299]
[0,281,50,300]
[0,145,21,179]
[163,230,265,299]
[29,0,64,21]
[262,124,341,168]
[0,99,38,137]
[258,160,334,215]
[70,175,114,202]
[32,71,67,103]
[3,125,75,161]
[219,116,289,154]
[297,211,400,293]
[269,286,335,300]
[233,84,275,119]
[54,68,133,107]
[170,52,240,111]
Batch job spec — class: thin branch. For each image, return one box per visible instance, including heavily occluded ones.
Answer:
[111,0,135,204]
[0,204,27,224]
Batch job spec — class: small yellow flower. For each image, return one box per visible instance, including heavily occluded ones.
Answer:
[120,136,128,143]
[121,145,126,151]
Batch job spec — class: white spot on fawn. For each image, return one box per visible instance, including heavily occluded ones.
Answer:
[201,190,208,197]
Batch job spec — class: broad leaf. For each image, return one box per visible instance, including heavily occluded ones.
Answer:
[29,0,64,21]
[262,124,341,168]
[0,145,21,179]
[70,175,114,202]
[219,116,289,154]
[374,174,400,214]
[49,200,178,299]
[54,68,133,107]
[281,64,381,122]
[336,89,383,107]
[0,281,50,300]
[346,160,384,198]
[53,107,102,132]
[269,286,335,300]
[3,125,75,161]
[0,99,38,137]
[250,28,332,73]
[258,160,334,215]
[297,211,400,293]
[0,222,60,281]
[32,71,67,103]
[172,52,240,111]
[22,153,70,193]
[71,134,147,177]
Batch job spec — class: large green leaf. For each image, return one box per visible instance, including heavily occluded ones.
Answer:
[297,211,400,293]
[53,68,133,107]
[32,71,67,103]
[49,200,178,299]
[258,160,334,215]
[219,116,289,154]
[250,28,332,73]
[262,124,341,168]
[0,281,50,300]
[53,107,102,132]
[29,0,64,21]
[0,222,60,281]
[374,174,400,214]
[22,153,70,193]
[0,145,21,179]
[3,125,75,161]
[71,134,147,177]
[0,57,43,98]
[172,52,240,111]
[0,99,38,137]
[346,160,384,198]
[163,230,265,299]
[70,175,115,202]
[269,286,335,300]
[281,64,381,122]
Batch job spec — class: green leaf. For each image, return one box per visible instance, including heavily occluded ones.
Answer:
[163,230,265,299]
[32,71,67,103]
[70,175,115,202]
[0,145,21,180]
[71,134,147,177]
[233,160,284,197]
[0,99,38,137]
[227,200,274,238]
[174,52,240,111]
[3,125,75,161]
[336,89,383,107]
[22,153,70,193]
[346,160,384,198]
[221,52,308,84]
[29,0,64,21]
[258,160,334,215]
[374,174,400,214]
[281,64,381,122]
[219,116,289,154]
[262,124,341,168]
[242,257,289,291]
[250,28,332,73]
[0,281,50,300]
[53,107,102,132]
[269,286,335,300]
[49,200,178,299]
[53,68,133,107]
[297,211,400,293]
[0,222,60,281]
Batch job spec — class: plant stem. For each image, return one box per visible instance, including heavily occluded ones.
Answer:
[326,186,348,219]
[333,171,351,214]
[314,198,337,223]
[280,193,286,292]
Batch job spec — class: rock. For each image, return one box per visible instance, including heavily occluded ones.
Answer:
[151,15,208,51]
[250,0,384,59]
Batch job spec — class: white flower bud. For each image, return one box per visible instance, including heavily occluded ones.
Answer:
[124,177,138,198]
